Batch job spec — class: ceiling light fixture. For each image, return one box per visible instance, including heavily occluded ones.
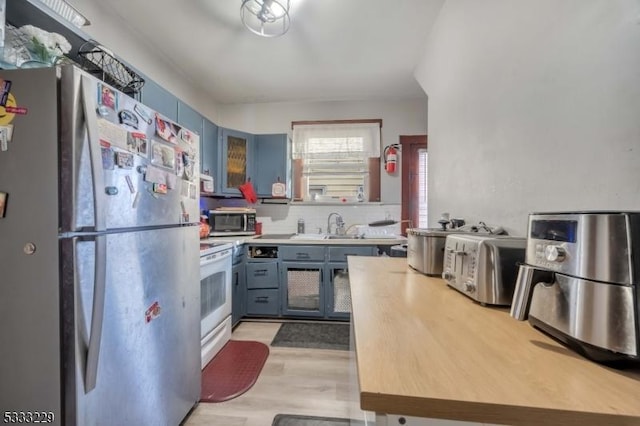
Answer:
[38,0,90,27]
[240,0,290,38]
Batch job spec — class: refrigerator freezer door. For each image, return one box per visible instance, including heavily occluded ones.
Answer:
[62,226,200,426]
[0,68,63,422]
[60,65,200,232]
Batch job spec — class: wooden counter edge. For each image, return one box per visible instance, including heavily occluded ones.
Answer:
[361,392,640,426]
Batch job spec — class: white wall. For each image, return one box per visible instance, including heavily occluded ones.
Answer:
[218,98,428,203]
[69,0,221,122]
[414,0,640,236]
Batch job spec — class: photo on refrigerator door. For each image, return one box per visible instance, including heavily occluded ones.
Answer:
[98,83,118,111]
[151,140,176,171]
[155,113,177,143]
[0,191,6,217]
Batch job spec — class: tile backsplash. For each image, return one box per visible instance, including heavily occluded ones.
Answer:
[200,198,402,236]
[256,203,402,235]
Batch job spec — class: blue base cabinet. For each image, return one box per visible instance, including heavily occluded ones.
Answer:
[240,244,377,321]
[326,262,351,319]
[232,261,246,327]
[281,262,325,318]
[245,260,280,317]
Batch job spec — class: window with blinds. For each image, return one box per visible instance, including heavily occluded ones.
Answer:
[305,137,369,200]
[292,121,382,202]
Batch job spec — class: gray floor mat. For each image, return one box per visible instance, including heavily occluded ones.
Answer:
[270,322,350,351]
[272,414,364,426]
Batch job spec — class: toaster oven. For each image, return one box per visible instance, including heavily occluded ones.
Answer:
[442,234,526,305]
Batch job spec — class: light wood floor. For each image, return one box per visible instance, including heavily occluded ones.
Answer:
[183,321,365,426]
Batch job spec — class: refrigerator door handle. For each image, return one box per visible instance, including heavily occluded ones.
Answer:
[80,75,107,232]
[84,235,107,392]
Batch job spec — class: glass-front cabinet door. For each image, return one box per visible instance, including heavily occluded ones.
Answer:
[326,262,351,319]
[281,262,325,317]
[220,128,254,195]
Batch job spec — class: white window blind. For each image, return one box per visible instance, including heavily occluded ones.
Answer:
[418,149,428,227]
[292,122,381,201]
[292,123,380,159]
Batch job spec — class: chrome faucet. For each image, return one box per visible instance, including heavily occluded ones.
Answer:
[327,212,345,235]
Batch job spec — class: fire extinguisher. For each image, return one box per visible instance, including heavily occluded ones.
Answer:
[384,144,400,174]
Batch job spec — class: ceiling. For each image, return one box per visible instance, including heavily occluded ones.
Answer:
[73,0,444,105]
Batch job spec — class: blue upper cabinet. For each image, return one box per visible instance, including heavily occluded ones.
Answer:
[219,128,255,196]
[177,101,203,135]
[202,119,219,192]
[141,79,178,122]
[254,134,290,198]
[177,101,204,178]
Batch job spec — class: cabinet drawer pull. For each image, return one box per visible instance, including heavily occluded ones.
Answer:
[296,253,310,259]
[254,269,268,276]
[255,296,269,303]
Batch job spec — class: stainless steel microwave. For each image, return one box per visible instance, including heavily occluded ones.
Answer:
[207,210,256,236]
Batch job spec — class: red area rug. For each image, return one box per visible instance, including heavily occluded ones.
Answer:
[200,340,269,403]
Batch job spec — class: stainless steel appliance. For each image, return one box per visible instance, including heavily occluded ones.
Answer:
[442,234,526,305]
[0,66,201,425]
[199,241,233,368]
[407,224,506,276]
[407,228,451,276]
[208,208,256,236]
[511,211,640,365]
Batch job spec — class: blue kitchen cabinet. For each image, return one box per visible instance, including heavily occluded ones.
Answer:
[177,101,204,179]
[279,245,326,318]
[254,133,290,198]
[232,255,246,326]
[202,119,219,191]
[325,246,375,319]
[280,261,325,318]
[325,263,351,319]
[245,261,280,318]
[219,127,255,196]
[141,78,178,122]
[177,100,203,137]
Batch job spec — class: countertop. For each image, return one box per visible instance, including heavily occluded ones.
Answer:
[347,257,640,426]
[202,235,407,246]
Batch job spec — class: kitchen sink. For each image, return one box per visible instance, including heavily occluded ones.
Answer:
[289,233,364,240]
[254,234,296,239]
[289,233,330,240]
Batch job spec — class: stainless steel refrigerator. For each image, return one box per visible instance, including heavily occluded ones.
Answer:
[0,66,201,425]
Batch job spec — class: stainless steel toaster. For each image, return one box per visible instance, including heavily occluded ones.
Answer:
[442,234,526,305]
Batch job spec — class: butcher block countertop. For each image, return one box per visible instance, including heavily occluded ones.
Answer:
[347,257,640,426]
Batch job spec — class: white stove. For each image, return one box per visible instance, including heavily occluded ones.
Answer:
[199,240,233,368]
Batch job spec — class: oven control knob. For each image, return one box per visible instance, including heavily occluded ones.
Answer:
[442,271,453,281]
[545,245,566,262]
[464,282,476,293]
